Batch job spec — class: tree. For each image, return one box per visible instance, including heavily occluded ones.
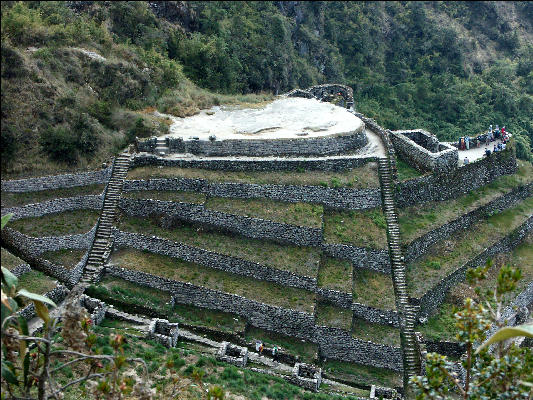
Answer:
[411,261,533,399]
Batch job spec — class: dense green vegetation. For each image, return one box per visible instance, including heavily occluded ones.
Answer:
[2,1,532,176]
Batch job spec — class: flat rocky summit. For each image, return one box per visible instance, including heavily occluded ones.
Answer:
[159,97,364,141]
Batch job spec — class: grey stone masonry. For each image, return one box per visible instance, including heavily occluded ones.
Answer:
[79,295,108,325]
[147,318,179,348]
[396,147,517,206]
[123,178,381,211]
[404,183,533,263]
[2,195,103,221]
[216,342,248,367]
[105,265,404,371]
[113,230,317,290]
[414,216,533,317]
[1,167,112,192]
[321,243,390,274]
[351,303,399,327]
[119,198,322,247]
[288,363,322,392]
[131,153,377,172]
[157,129,367,157]
[286,84,354,108]
[18,285,69,321]
[10,263,32,278]
[391,130,458,173]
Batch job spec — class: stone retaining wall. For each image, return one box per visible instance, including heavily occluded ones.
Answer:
[113,230,317,291]
[414,216,533,317]
[123,178,381,211]
[1,167,112,192]
[11,263,32,278]
[351,303,399,327]
[18,285,69,320]
[391,130,458,173]
[322,243,390,274]
[119,198,322,247]
[131,153,377,172]
[2,195,104,221]
[396,147,517,207]
[161,129,367,157]
[105,266,402,371]
[404,183,533,263]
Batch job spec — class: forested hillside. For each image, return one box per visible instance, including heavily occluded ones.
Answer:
[2,1,532,176]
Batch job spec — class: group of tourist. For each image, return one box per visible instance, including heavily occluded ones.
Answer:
[458,124,509,151]
[255,340,279,361]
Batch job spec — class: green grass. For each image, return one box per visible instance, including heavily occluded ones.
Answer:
[398,160,533,243]
[122,190,206,204]
[17,270,57,307]
[109,249,316,312]
[40,249,86,269]
[1,184,105,208]
[352,269,396,310]
[396,157,424,181]
[127,163,380,188]
[206,197,324,228]
[420,234,533,342]
[407,197,533,297]
[315,302,353,331]
[89,276,246,333]
[351,318,400,347]
[322,360,402,388]
[118,215,320,277]
[245,327,318,364]
[323,207,388,249]
[9,209,100,237]
[1,248,25,270]
[317,257,352,293]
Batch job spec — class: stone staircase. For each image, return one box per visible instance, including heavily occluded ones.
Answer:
[155,137,169,156]
[80,153,132,285]
[377,157,421,393]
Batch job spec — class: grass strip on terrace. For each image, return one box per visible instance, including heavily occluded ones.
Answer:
[17,270,57,307]
[245,327,318,364]
[315,302,353,331]
[407,197,533,298]
[1,248,25,270]
[322,360,402,388]
[40,249,87,270]
[352,269,396,310]
[317,257,352,293]
[109,249,316,313]
[122,190,206,204]
[127,163,380,188]
[205,197,323,228]
[396,157,424,181]
[1,184,105,208]
[118,215,320,278]
[89,276,246,333]
[352,318,400,347]
[323,207,387,249]
[421,235,533,342]
[9,209,100,237]
[398,160,533,243]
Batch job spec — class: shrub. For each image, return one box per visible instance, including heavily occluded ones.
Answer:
[39,126,79,164]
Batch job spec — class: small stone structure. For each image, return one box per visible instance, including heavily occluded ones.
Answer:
[80,295,107,325]
[290,363,322,392]
[286,84,354,109]
[147,318,179,348]
[391,129,458,173]
[216,342,248,367]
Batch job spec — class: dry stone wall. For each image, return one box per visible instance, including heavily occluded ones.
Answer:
[404,183,533,263]
[162,130,367,157]
[113,230,317,290]
[351,303,399,327]
[18,285,69,320]
[105,265,403,371]
[322,243,390,274]
[119,198,322,247]
[391,130,458,173]
[131,153,376,172]
[1,167,112,192]
[396,148,517,206]
[2,195,103,221]
[414,216,533,317]
[124,178,381,211]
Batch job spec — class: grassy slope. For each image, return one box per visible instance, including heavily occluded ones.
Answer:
[9,209,99,237]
